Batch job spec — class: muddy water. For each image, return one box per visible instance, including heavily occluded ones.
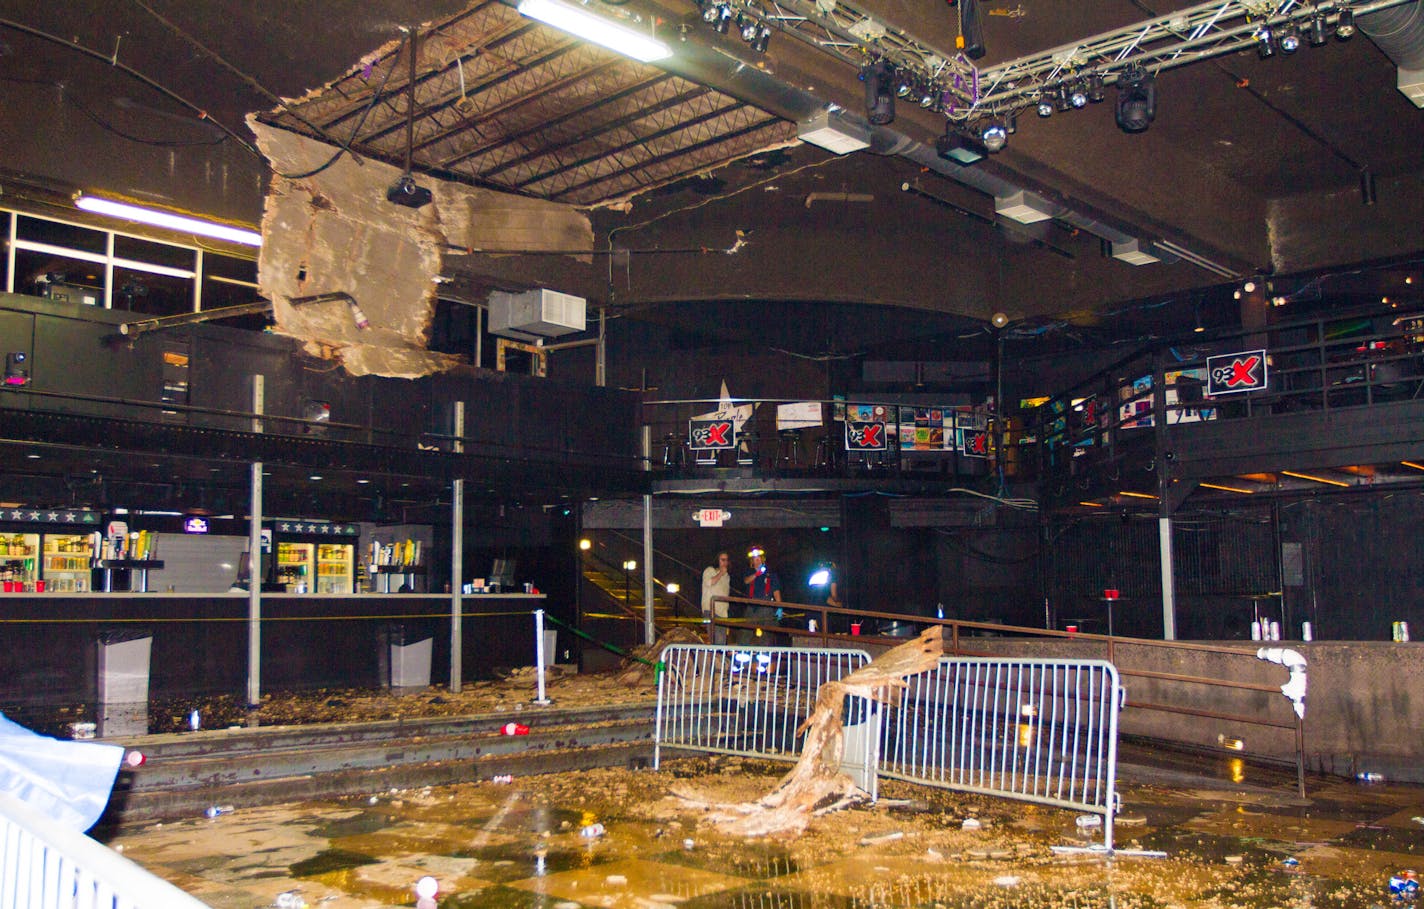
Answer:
[106,755,1423,908]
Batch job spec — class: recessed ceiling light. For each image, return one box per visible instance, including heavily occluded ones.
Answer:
[356,478,371,485]
[26,453,41,460]
[309,474,323,481]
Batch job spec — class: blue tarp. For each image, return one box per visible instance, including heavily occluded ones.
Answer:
[0,712,123,831]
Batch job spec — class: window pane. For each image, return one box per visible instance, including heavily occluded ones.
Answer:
[16,215,107,254]
[13,250,105,304]
[113,266,193,317]
[203,253,258,284]
[114,235,197,271]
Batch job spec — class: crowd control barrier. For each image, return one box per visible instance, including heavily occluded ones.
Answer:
[654,646,1125,851]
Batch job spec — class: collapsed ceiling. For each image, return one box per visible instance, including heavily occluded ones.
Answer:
[1,0,1421,353]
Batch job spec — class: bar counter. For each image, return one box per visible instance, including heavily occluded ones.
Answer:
[0,593,556,712]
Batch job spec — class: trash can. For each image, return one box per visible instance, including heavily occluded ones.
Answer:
[388,626,432,690]
[542,629,557,668]
[97,629,152,738]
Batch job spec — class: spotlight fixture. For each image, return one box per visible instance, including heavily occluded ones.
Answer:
[4,352,29,386]
[700,1,720,23]
[895,71,915,99]
[1114,65,1156,133]
[1055,83,1072,111]
[1069,80,1088,108]
[1036,98,1054,117]
[864,61,896,125]
[713,4,733,33]
[1257,26,1275,58]
[739,15,758,42]
[1085,71,1106,103]
[1278,22,1301,52]
[936,128,988,165]
[919,85,941,110]
[1336,6,1355,38]
[981,121,1008,152]
[1307,11,1328,45]
[750,25,771,52]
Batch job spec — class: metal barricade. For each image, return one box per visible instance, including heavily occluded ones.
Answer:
[654,645,874,786]
[0,791,211,909]
[875,657,1123,850]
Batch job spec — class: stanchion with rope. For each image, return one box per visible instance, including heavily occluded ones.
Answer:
[543,612,665,682]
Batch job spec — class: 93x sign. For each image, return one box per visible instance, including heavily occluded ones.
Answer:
[845,421,888,451]
[1206,350,1268,395]
[689,419,735,449]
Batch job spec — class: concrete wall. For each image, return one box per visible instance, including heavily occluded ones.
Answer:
[854,633,1423,783]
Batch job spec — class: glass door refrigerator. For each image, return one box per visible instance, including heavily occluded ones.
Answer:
[41,533,93,593]
[0,532,39,592]
[315,543,354,594]
[275,541,314,592]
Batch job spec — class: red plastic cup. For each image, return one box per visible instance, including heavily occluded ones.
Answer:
[850,622,862,636]
[2,581,13,593]
[1066,625,1078,635]
[500,722,530,736]
[35,580,45,593]
[1103,588,1120,600]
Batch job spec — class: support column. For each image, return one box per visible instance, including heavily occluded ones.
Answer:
[643,494,655,645]
[450,401,465,692]
[596,306,607,388]
[246,375,264,707]
[1158,516,1177,641]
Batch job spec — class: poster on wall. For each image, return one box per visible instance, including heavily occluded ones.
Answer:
[1164,368,1217,423]
[1118,375,1154,429]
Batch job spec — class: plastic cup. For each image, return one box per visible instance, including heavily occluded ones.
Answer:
[1066,625,1078,635]
[35,580,45,593]
[850,622,861,635]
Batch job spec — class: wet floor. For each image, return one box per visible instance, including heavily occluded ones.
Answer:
[105,753,1423,909]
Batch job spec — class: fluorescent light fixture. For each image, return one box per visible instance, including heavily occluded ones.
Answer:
[1281,470,1349,488]
[1078,501,1104,507]
[1402,461,1424,472]
[1200,482,1255,494]
[798,111,871,154]
[1111,238,1162,265]
[1118,490,1159,500]
[994,190,1055,224]
[517,0,671,62]
[76,195,262,247]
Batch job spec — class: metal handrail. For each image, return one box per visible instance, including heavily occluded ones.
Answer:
[712,596,1308,796]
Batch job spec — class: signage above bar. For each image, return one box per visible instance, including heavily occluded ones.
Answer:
[1207,349,1268,396]
[0,508,101,525]
[270,520,360,536]
[689,418,736,450]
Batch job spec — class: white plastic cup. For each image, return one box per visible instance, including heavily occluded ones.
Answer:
[1302,621,1313,641]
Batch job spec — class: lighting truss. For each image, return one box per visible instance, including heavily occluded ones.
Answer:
[960,0,1415,120]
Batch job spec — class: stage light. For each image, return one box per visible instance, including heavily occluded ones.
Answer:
[750,25,771,52]
[713,4,733,33]
[1037,98,1054,117]
[981,121,1008,152]
[1257,27,1275,58]
[1336,6,1355,38]
[1114,65,1156,133]
[864,62,896,125]
[1307,12,1328,45]
[1055,83,1072,111]
[1069,80,1088,108]
[1279,22,1301,52]
[895,71,915,98]
[518,0,672,61]
[75,195,262,247]
[1086,71,1106,103]
[700,1,720,23]
[739,15,758,42]
[920,85,941,109]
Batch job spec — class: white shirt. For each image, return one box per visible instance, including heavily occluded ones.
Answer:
[701,565,731,618]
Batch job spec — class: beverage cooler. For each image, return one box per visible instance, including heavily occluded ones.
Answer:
[42,533,94,592]
[269,520,359,593]
[0,533,39,592]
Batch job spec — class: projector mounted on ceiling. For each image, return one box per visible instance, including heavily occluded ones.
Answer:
[386,174,432,209]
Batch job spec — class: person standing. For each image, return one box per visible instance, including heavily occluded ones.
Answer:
[701,551,731,620]
[742,545,782,642]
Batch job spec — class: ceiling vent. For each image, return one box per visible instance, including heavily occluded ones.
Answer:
[798,111,872,154]
[994,190,1056,224]
[487,289,587,341]
[1111,238,1162,265]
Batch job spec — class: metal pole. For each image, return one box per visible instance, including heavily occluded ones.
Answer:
[534,608,551,704]
[643,494,655,645]
[450,402,465,693]
[596,306,607,387]
[1159,516,1177,640]
[246,375,264,707]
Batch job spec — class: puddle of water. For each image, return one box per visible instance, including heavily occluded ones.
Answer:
[288,847,380,877]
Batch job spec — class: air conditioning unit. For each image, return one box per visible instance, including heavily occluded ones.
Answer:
[487,288,586,341]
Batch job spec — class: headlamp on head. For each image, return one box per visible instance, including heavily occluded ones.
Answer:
[747,546,765,559]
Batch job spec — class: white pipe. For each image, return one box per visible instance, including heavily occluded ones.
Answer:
[1256,647,1307,718]
[534,609,551,704]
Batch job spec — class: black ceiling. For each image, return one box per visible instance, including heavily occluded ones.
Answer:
[1,0,1421,336]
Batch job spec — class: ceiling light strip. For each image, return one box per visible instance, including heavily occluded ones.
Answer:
[1200,481,1255,494]
[1402,461,1424,472]
[1118,490,1159,499]
[1280,469,1350,488]
[75,196,262,247]
[516,0,671,62]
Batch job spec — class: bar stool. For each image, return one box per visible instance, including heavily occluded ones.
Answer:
[813,432,837,473]
[660,433,685,470]
[776,429,802,468]
[737,431,758,466]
